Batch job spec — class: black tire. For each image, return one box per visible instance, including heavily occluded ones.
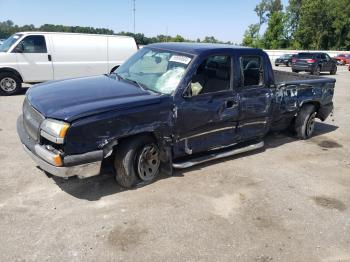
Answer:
[287,61,292,67]
[292,69,299,73]
[330,66,337,75]
[0,72,22,96]
[295,104,317,139]
[275,64,279,67]
[114,135,160,188]
[311,66,321,75]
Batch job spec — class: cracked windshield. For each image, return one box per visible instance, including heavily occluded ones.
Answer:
[115,47,192,94]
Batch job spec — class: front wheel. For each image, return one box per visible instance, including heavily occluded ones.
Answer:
[294,104,317,139]
[114,135,161,188]
[0,72,22,96]
[287,61,292,67]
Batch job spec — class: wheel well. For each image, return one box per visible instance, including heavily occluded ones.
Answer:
[114,132,159,149]
[0,68,23,83]
[301,101,320,112]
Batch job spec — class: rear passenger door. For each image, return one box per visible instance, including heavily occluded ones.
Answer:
[323,53,334,71]
[174,54,239,156]
[14,35,53,82]
[236,55,273,140]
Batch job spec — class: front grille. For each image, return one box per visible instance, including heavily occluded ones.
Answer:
[23,98,45,142]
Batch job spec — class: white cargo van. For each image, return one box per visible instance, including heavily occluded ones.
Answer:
[0,32,138,95]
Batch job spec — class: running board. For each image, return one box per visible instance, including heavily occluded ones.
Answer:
[172,141,264,169]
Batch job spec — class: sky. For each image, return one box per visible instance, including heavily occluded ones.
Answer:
[1,0,289,44]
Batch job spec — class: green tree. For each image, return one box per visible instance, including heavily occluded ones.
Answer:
[242,24,261,47]
[263,11,285,49]
[202,36,219,43]
[294,0,331,49]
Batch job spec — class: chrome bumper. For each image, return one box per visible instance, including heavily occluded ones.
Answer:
[23,145,102,178]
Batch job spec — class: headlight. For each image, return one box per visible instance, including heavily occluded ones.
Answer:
[40,119,70,144]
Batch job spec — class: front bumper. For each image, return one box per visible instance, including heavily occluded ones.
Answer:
[17,115,102,178]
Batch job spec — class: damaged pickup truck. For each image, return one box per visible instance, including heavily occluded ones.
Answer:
[17,43,335,188]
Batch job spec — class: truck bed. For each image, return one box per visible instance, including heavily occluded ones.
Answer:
[273,70,335,86]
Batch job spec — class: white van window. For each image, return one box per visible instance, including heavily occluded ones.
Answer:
[18,35,47,53]
[0,34,22,52]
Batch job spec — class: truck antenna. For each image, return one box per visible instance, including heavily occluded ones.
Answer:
[133,0,136,35]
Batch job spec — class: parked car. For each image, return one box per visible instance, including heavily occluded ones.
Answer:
[17,43,335,188]
[333,54,350,65]
[292,52,337,75]
[275,54,296,67]
[0,32,138,95]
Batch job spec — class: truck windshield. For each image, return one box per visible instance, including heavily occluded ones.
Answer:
[0,34,22,52]
[114,47,192,95]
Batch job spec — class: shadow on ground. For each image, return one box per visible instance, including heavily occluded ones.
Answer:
[51,121,338,201]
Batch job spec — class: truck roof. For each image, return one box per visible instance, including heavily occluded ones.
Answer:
[16,31,134,39]
[147,42,261,55]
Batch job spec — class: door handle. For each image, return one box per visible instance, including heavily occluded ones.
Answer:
[48,54,52,61]
[225,99,237,108]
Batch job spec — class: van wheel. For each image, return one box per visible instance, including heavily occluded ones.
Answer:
[295,104,317,140]
[114,135,160,188]
[0,72,22,96]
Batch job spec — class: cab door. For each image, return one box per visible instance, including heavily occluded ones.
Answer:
[14,35,53,82]
[174,54,239,157]
[236,55,273,140]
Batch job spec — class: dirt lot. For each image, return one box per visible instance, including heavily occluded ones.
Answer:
[0,66,349,262]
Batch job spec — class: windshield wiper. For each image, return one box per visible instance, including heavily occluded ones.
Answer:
[112,73,162,95]
[124,77,147,91]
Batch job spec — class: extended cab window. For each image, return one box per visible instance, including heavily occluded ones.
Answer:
[190,55,231,95]
[240,56,264,87]
[17,35,47,53]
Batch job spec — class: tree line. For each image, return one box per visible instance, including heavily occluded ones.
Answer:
[0,20,233,45]
[243,0,350,50]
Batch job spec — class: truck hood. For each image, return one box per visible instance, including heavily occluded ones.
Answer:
[27,75,162,122]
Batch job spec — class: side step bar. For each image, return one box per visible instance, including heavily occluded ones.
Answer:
[172,141,264,169]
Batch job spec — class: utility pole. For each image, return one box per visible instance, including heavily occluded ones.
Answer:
[166,26,168,42]
[133,0,136,35]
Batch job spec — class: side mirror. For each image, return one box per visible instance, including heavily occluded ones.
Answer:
[183,82,203,98]
[13,43,24,53]
[182,83,193,98]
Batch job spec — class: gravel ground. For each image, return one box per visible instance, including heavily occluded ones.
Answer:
[0,66,349,262]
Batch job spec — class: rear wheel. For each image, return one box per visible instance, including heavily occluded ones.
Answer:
[114,135,161,188]
[295,104,317,139]
[287,61,292,67]
[330,66,337,75]
[275,64,279,67]
[0,72,22,96]
[292,69,299,73]
[311,66,321,75]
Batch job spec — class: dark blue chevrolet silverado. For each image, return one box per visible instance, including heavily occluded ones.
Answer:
[17,43,335,188]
